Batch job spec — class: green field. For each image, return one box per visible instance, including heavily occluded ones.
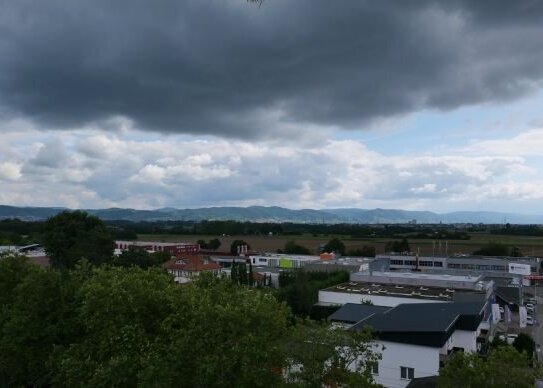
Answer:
[138,233,543,256]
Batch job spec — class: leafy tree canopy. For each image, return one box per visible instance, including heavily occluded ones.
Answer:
[112,247,171,269]
[348,246,376,257]
[438,346,543,388]
[0,260,380,387]
[43,210,114,270]
[385,238,410,253]
[197,238,221,250]
[284,240,312,255]
[322,238,346,255]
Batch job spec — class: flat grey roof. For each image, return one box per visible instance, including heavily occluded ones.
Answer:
[354,271,481,283]
[322,281,460,301]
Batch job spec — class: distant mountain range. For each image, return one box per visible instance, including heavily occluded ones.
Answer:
[1,205,543,224]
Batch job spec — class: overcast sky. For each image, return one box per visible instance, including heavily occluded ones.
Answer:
[1,0,543,213]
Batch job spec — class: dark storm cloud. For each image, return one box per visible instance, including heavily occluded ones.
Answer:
[0,0,542,138]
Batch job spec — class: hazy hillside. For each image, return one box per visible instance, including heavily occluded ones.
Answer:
[1,205,543,224]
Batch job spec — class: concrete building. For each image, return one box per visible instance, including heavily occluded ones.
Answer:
[248,253,322,269]
[319,271,492,308]
[115,240,199,256]
[303,256,389,274]
[331,301,488,387]
[379,253,540,280]
[163,255,221,284]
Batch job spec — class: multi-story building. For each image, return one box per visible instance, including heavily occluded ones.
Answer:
[379,253,539,276]
[115,240,199,256]
[163,255,222,284]
[331,301,488,388]
[248,253,322,269]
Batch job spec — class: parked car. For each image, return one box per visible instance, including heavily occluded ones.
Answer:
[526,304,535,313]
[499,306,505,314]
[527,316,534,326]
[526,297,537,304]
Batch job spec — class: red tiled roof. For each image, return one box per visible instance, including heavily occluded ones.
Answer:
[163,255,221,272]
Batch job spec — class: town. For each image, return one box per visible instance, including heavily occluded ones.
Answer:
[1,211,542,387]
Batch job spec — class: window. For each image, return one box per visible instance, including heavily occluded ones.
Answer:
[372,362,379,375]
[404,260,417,266]
[400,366,414,380]
[434,261,443,267]
[391,259,404,265]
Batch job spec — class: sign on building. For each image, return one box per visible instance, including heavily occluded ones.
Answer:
[508,263,531,276]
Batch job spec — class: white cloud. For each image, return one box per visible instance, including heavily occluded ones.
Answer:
[0,162,21,181]
[0,126,543,212]
[467,128,543,157]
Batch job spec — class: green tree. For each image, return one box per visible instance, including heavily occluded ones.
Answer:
[438,346,543,388]
[0,252,35,307]
[43,210,114,270]
[473,241,509,256]
[52,266,177,386]
[0,266,78,387]
[112,247,170,269]
[510,245,524,257]
[197,238,221,250]
[513,333,535,361]
[348,246,376,257]
[137,275,291,387]
[230,239,250,255]
[385,238,410,253]
[284,240,312,255]
[0,259,378,387]
[322,238,346,255]
[284,321,381,387]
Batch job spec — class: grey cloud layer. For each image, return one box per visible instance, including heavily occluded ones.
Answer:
[0,0,542,137]
[0,130,536,210]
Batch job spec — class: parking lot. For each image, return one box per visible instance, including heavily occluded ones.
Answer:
[494,293,543,362]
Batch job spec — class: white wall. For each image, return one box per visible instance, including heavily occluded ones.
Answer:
[373,341,440,388]
[318,290,447,307]
[451,329,477,353]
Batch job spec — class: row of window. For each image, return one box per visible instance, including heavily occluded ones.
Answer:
[371,363,414,380]
[447,263,507,271]
[390,259,444,267]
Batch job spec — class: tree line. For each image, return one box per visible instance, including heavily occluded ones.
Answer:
[0,258,379,386]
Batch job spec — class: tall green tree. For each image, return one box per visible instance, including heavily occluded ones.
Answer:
[284,240,312,254]
[138,275,292,387]
[385,238,410,253]
[322,238,346,255]
[52,267,176,387]
[513,333,535,361]
[0,265,79,387]
[43,210,114,270]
